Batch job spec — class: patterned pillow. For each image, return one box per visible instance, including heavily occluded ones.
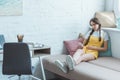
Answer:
[64,38,84,56]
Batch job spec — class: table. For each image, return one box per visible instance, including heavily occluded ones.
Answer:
[30,45,50,57]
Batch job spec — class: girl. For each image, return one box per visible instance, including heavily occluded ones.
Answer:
[55,17,109,73]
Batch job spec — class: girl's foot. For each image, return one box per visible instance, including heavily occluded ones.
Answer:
[55,60,68,73]
[66,55,75,70]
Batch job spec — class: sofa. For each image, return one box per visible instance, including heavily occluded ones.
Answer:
[43,54,120,80]
[42,12,120,80]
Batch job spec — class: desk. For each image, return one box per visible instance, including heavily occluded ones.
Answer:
[30,45,50,57]
[30,45,50,80]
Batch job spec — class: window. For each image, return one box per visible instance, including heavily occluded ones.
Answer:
[114,0,120,17]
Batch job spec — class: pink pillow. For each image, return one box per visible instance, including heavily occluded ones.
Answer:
[64,38,84,56]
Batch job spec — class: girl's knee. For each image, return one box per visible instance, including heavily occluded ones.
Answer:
[76,49,84,53]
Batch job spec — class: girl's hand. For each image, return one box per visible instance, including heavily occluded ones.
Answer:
[78,42,83,48]
[86,46,97,50]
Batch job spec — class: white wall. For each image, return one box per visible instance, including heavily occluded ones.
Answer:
[103,28,120,58]
[0,0,105,55]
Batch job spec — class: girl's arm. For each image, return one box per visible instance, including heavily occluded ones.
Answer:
[78,39,87,48]
[86,41,108,51]
[83,39,87,46]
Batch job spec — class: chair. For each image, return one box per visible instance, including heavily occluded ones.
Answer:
[0,35,5,61]
[0,34,5,50]
[2,42,41,80]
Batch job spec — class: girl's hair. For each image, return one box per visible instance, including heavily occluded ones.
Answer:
[84,17,101,46]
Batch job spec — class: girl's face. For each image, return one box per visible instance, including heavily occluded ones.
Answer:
[90,21,99,31]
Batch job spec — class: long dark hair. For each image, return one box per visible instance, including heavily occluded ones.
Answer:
[84,17,101,46]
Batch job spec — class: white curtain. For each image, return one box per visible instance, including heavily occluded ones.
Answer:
[114,0,120,18]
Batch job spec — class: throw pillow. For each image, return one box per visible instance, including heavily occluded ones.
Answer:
[95,11,116,28]
[64,38,84,56]
[99,37,112,57]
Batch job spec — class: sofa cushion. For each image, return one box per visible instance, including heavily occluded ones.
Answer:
[73,61,120,80]
[89,57,120,72]
[64,38,84,56]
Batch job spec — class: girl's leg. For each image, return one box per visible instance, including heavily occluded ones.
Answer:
[75,53,95,65]
[73,49,84,63]
[66,49,85,71]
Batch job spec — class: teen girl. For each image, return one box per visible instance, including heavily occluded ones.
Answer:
[55,17,109,73]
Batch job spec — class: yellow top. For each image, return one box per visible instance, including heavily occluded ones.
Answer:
[83,36,104,58]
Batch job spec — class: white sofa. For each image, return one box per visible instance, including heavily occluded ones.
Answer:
[43,54,120,80]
